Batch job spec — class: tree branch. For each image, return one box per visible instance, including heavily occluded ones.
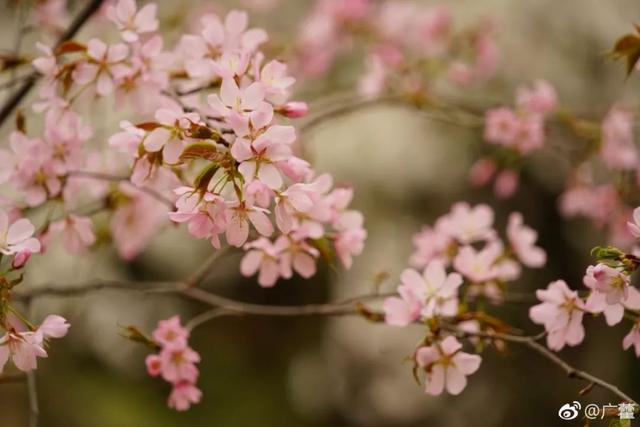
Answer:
[0,0,105,129]
[443,324,638,405]
[12,275,636,406]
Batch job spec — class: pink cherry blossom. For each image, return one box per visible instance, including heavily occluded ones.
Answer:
[240,237,285,287]
[493,169,519,199]
[452,241,503,283]
[72,39,130,96]
[274,183,314,233]
[276,233,320,280]
[0,211,41,256]
[628,207,640,239]
[107,0,159,43]
[159,345,200,384]
[152,315,189,349]
[383,260,462,326]
[583,264,640,326]
[484,107,519,146]
[438,202,495,244]
[277,101,309,118]
[169,187,227,249]
[468,157,496,187]
[47,215,96,254]
[333,210,367,269]
[38,315,70,339]
[143,108,201,164]
[529,280,586,351]
[225,199,273,247]
[506,212,546,268]
[146,354,162,376]
[516,80,558,116]
[0,331,47,373]
[623,318,640,357]
[409,223,452,268]
[207,79,266,117]
[415,336,481,395]
[600,106,637,171]
[9,131,62,207]
[168,381,203,411]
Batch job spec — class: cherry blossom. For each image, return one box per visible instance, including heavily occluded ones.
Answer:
[73,39,130,96]
[415,336,482,395]
[107,0,159,43]
[506,212,546,268]
[583,264,640,326]
[383,260,462,326]
[623,318,640,357]
[529,280,586,351]
[0,211,41,256]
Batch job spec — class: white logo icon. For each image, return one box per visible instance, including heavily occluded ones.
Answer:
[558,401,582,420]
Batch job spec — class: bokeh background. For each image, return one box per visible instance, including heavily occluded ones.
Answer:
[1,0,640,426]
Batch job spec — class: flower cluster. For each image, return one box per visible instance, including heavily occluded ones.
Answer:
[477,80,558,198]
[0,315,69,373]
[557,105,639,248]
[292,1,497,96]
[383,203,546,395]
[529,207,640,353]
[145,316,202,411]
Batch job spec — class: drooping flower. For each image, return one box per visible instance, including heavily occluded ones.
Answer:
[168,381,203,412]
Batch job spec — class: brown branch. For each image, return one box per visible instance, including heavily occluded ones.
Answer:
[12,275,636,405]
[300,94,483,136]
[443,324,638,405]
[0,0,105,129]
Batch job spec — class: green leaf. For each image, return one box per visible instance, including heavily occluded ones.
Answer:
[193,163,219,192]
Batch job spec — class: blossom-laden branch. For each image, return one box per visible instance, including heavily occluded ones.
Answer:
[0,0,105,128]
[9,270,638,407]
[0,0,639,420]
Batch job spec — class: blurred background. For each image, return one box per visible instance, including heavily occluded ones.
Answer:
[1,0,640,426]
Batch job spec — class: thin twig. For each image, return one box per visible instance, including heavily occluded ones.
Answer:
[300,95,483,136]
[443,324,638,405]
[0,0,105,129]
[184,247,231,288]
[12,276,637,405]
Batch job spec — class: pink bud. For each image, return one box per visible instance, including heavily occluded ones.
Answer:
[494,170,519,199]
[278,102,308,118]
[469,158,496,187]
[146,354,162,377]
[12,250,32,269]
